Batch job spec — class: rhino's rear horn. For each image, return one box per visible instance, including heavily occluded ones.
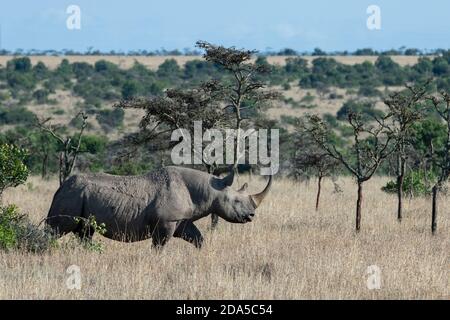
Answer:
[250,175,273,208]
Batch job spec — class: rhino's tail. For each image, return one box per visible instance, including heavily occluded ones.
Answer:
[46,176,86,237]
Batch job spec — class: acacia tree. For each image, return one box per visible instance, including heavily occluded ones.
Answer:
[196,41,280,228]
[36,112,88,185]
[306,112,394,231]
[115,82,227,166]
[426,91,450,234]
[196,41,280,169]
[383,83,428,222]
[292,127,340,211]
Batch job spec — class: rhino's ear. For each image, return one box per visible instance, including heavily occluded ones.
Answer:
[221,169,235,187]
[238,183,248,193]
[210,167,235,190]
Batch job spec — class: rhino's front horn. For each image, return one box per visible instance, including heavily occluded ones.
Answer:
[250,175,273,208]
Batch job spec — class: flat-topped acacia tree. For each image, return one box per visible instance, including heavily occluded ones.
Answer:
[305,112,395,231]
[195,41,280,169]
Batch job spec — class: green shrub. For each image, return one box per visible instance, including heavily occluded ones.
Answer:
[382,170,436,197]
[0,205,17,250]
[300,104,317,109]
[0,91,11,101]
[282,83,291,91]
[7,57,32,73]
[0,144,29,197]
[0,106,36,125]
[79,135,108,154]
[52,109,65,115]
[121,80,139,100]
[337,100,384,121]
[0,204,56,253]
[280,115,299,126]
[32,89,49,104]
[96,108,124,132]
[358,85,381,97]
[300,92,315,103]
[328,92,343,99]
[74,215,107,253]
[323,113,338,127]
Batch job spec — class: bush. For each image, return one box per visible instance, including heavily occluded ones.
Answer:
[0,106,36,125]
[382,170,436,197]
[300,92,315,103]
[280,115,299,126]
[7,57,32,72]
[96,108,124,132]
[121,80,139,99]
[337,100,384,121]
[0,205,55,253]
[157,59,181,79]
[0,144,29,197]
[358,85,381,97]
[80,135,108,154]
[32,89,49,104]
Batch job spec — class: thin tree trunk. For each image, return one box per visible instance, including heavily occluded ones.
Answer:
[396,143,406,222]
[397,173,404,222]
[315,176,322,211]
[41,152,48,179]
[431,185,438,235]
[356,181,363,232]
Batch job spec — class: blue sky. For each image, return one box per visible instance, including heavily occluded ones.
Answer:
[0,0,449,52]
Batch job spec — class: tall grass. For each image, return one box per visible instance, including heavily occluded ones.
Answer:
[0,176,448,299]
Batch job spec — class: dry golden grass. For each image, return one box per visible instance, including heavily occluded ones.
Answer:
[1,175,448,299]
[0,55,426,70]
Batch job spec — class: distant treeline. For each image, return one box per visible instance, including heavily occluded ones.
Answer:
[0,47,447,57]
[3,50,450,177]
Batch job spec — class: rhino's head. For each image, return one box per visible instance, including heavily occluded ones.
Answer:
[211,170,272,223]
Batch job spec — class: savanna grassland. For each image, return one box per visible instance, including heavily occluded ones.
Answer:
[1,175,448,299]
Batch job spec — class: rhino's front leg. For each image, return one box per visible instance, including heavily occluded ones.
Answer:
[151,221,177,249]
[174,220,204,249]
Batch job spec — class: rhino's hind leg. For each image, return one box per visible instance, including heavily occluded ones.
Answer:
[174,220,204,249]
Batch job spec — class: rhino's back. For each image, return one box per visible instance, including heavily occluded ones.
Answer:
[74,168,191,234]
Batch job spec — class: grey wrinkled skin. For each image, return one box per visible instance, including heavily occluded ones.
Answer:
[46,166,270,249]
